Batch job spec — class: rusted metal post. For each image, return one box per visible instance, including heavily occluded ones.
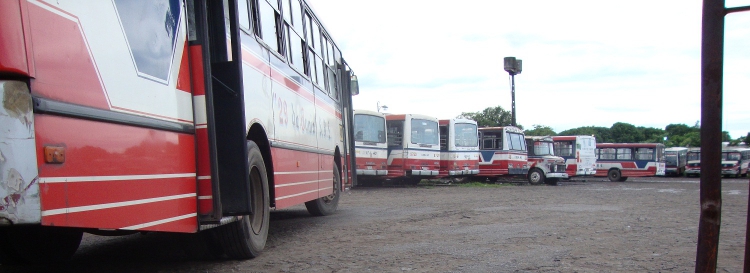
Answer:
[696,0,724,272]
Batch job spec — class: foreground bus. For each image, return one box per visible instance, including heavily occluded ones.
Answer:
[664,147,688,176]
[0,0,359,263]
[720,148,750,178]
[551,135,597,177]
[595,143,666,181]
[353,110,388,185]
[525,136,568,185]
[476,127,528,180]
[438,119,480,182]
[385,114,441,184]
[685,149,701,177]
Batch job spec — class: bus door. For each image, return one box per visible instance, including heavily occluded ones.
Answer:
[190,0,252,220]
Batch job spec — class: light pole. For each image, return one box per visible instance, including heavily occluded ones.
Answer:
[503,57,522,127]
[377,101,388,113]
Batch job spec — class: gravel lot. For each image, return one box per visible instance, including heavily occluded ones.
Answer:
[3,177,748,272]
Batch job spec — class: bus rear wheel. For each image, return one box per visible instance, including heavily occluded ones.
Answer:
[528,169,545,185]
[305,163,341,216]
[607,169,622,182]
[214,140,269,259]
[0,225,82,265]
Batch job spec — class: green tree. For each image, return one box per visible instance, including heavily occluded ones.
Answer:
[524,125,556,136]
[640,127,666,143]
[610,122,641,143]
[558,126,612,142]
[745,132,750,144]
[458,106,517,128]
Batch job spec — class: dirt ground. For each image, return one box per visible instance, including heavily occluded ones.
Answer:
[3,177,748,272]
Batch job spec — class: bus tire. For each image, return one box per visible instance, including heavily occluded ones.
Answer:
[528,169,545,185]
[618,176,628,182]
[607,169,622,182]
[305,163,341,216]
[214,140,269,259]
[0,226,82,264]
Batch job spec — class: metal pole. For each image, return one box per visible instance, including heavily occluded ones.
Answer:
[511,74,516,127]
[696,0,724,271]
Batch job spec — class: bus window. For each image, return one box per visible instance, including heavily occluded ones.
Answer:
[554,141,573,157]
[636,148,654,160]
[258,1,281,54]
[387,121,403,147]
[600,148,616,160]
[617,148,632,160]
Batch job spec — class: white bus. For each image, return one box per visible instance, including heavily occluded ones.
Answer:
[664,147,688,176]
[353,110,388,184]
[526,136,568,185]
[552,135,597,177]
[438,118,480,181]
[385,114,441,184]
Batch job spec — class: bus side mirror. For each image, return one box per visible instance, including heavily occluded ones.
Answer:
[350,75,359,96]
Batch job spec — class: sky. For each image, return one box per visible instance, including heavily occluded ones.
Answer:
[307,0,750,139]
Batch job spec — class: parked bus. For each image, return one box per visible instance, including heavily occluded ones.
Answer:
[552,135,597,177]
[720,148,750,178]
[353,110,388,184]
[476,127,528,180]
[385,114,441,184]
[525,136,568,185]
[595,143,666,181]
[0,0,359,263]
[438,119,480,182]
[685,149,701,177]
[664,147,688,176]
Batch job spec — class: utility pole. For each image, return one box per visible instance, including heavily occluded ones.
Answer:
[503,57,522,127]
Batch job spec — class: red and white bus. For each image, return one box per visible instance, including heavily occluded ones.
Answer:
[525,136,568,185]
[438,119,480,181]
[385,114,441,184]
[664,147,688,176]
[353,110,388,184]
[0,0,359,263]
[552,135,597,177]
[476,126,528,179]
[594,143,666,181]
[685,149,701,177]
[720,148,750,178]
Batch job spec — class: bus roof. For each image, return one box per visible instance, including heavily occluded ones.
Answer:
[665,147,689,152]
[385,113,438,121]
[551,135,596,142]
[596,143,665,149]
[439,118,477,126]
[353,109,384,117]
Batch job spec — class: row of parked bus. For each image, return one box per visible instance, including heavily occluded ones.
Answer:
[670,147,750,177]
[352,110,669,185]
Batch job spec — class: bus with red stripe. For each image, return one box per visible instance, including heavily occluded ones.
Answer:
[476,127,529,180]
[353,109,388,185]
[437,119,480,182]
[525,136,568,185]
[385,114,441,185]
[721,148,750,178]
[0,0,358,263]
[552,135,597,177]
[594,143,666,181]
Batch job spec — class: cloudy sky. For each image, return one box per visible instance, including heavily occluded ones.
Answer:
[308,0,750,138]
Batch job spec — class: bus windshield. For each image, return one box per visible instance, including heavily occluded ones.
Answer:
[533,141,554,156]
[411,119,438,145]
[454,123,478,147]
[688,152,700,161]
[723,152,741,161]
[665,153,678,166]
[354,114,385,143]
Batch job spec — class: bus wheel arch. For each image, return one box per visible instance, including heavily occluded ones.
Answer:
[528,168,545,185]
[247,123,275,208]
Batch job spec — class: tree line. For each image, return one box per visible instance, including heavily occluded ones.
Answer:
[458,106,749,148]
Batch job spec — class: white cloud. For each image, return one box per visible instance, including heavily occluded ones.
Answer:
[310,0,750,138]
